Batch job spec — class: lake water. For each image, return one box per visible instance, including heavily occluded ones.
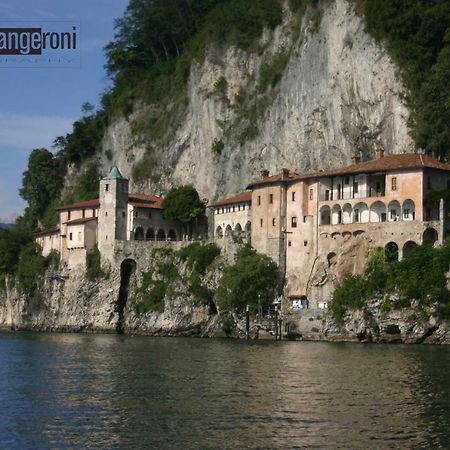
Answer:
[0,332,449,449]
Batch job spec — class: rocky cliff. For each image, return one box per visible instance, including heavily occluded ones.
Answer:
[99,0,413,201]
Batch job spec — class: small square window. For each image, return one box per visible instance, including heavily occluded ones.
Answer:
[292,192,296,201]
[272,218,276,226]
[105,184,109,192]
[269,194,273,204]
[303,216,307,223]
[303,241,308,247]
[291,217,297,228]
[309,189,313,200]
[69,233,73,240]
[257,196,261,206]
[288,241,292,247]
[105,211,108,217]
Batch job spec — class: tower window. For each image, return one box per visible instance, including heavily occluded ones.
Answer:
[257,196,261,206]
[272,218,276,226]
[269,194,273,204]
[105,184,109,192]
[122,211,126,218]
[292,191,296,201]
[309,189,313,200]
[391,177,397,191]
[291,217,297,228]
[260,218,263,227]
[105,211,108,217]
[69,233,73,241]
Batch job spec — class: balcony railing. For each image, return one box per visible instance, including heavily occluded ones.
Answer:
[321,189,385,202]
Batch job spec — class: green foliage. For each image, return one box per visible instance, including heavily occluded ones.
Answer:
[211,138,225,155]
[330,242,450,321]
[134,272,167,315]
[219,314,235,337]
[86,246,104,280]
[189,273,214,304]
[214,76,228,95]
[178,242,220,274]
[73,163,100,201]
[162,185,205,227]
[16,242,47,297]
[259,48,290,90]
[19,149,65,229]
[131,146,158,182]
[217,246,279,313]
[360,0,450,157]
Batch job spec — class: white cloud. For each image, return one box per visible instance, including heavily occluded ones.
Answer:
[0,112,74,151]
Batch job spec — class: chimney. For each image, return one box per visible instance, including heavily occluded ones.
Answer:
[260,169,270,179]
[351,155,361,165]
[281,168,290,180]
[375,147,385,159]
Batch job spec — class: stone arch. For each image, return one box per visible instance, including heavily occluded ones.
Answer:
[156,229,166,241]
[342,203,352,224]
[402,199,416,221]
[319,205,331,225]
[385,241,399,262]
[244,221,251,232]
[146,228,155,241]
[167,229,177,241]
[134,227,144,241]
[331,204,342,225]
[403,240,418,258]
[327,252,337,266]
[117,259,137,334]
[388,200,401,222]
[370,201,387,222]
[225,225,232,236]
[353,202,369,223]
[353,230,365,237]
[216,226,223,238]
[342,231,352,238]
[331,232,340,239]
[235,223,243,232]
[423,227,438,246]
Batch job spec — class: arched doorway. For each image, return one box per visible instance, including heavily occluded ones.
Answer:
[117,259,136,334]
[402,199,416,221]
[403,240,417,258]
[423,228,438,246]
[216,226,223,238]
[134,227,144,240]
[168,229,177,241]
[319,205,331,225]
[225,225,232,236]
[370,201,386,222]
[385,241,399,262]
[244,221,251,232]
[235,223,242,232]
[388,200,401,222]
[156,229,166,241]
[146,228,155,241]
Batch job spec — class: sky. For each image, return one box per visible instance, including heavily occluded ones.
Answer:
[0,0,129,222]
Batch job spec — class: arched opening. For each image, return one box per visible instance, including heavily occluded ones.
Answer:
[423,228,438,246]
[319,205,331,225]
[353,230,365,237]
[331,232,340,239]
[235,223,243,232]
[388,200,401,222]
[146,228,155,241]
[331,204,342,225]
[327,252,337,266]
[117,259,136,334]
[403,240,417,258]
[402,199,416,221]
[244,221,251,232]
[342,203,352,224]
[354,202,369,223]
[225,225,232,236]
[342,231,352,238]
[134,227,144,241]
[385,241,399,262]
[216,226,223,238]
[168,229,177,241]
[156,229,166,241]
[370,201,387,222]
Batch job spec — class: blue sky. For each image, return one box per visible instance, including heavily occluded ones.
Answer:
[0,0,129,222]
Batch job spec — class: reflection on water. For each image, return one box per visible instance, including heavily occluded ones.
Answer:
[0,332,449,449]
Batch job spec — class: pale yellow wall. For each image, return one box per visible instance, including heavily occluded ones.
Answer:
[214,203,251,238]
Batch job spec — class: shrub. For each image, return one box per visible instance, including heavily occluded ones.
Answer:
[86,246,104,280]
[211,138,225,155]
[16,242,46,297]
[178,242,220,274]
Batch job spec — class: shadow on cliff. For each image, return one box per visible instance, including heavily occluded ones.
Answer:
[117,259,136,334]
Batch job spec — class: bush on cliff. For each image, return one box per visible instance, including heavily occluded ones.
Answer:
[217,245,279,313]
[86,246,105,280]
[177,242,220,274]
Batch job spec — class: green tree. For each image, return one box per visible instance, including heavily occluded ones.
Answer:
[217,246,279,313]
[19,148,64,229]
[162,185,205,237]
[73,163,100,201]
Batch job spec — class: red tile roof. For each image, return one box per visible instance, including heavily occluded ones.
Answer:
[128,194,163,209]
[211,191,252,207]
[57,198,100,211]
[64,217,98,226]
[246,170,299,188]
[296,153,450,180]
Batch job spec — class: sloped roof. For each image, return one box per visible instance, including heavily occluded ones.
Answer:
[35,227,60,237]
[57,198,100,211]
[211,191,252,207]
[64,217,98,226]
[104,166,126,180]
[246,170,299,189]
[128,194,163,209]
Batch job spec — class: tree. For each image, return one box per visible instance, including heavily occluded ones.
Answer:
[162,185,205,237]
[19,148,64,229]
[217,246,280,313]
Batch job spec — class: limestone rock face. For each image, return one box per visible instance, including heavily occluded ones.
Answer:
[100,0,412,202]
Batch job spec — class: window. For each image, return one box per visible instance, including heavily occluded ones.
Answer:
[272,218,276,226]
[105,183,109,192]
[309,189,313,200]
[105,211,108,217]
[344,176,350,185]
[353,182,358,194]
[390,209,397,220]
[269,194,273,204]
[303,241,308,247]
[391,177,397,191]
[67,211,71,220]
[403,209,410,219]
[288,241,292,247]
[257,196,261,206]
[82,209,85,218]
[122,211,126,218]
[427,176,432,189]
[105,235,108,240]
[291,217,297,228]
[69,232,73,241]
[303,216,307,223]
[134,211,138,218]
[354,208,360,222]
[292,192,296,201]
[337,184,341,200]
[325,190,330,201]
[260,218,263,227]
